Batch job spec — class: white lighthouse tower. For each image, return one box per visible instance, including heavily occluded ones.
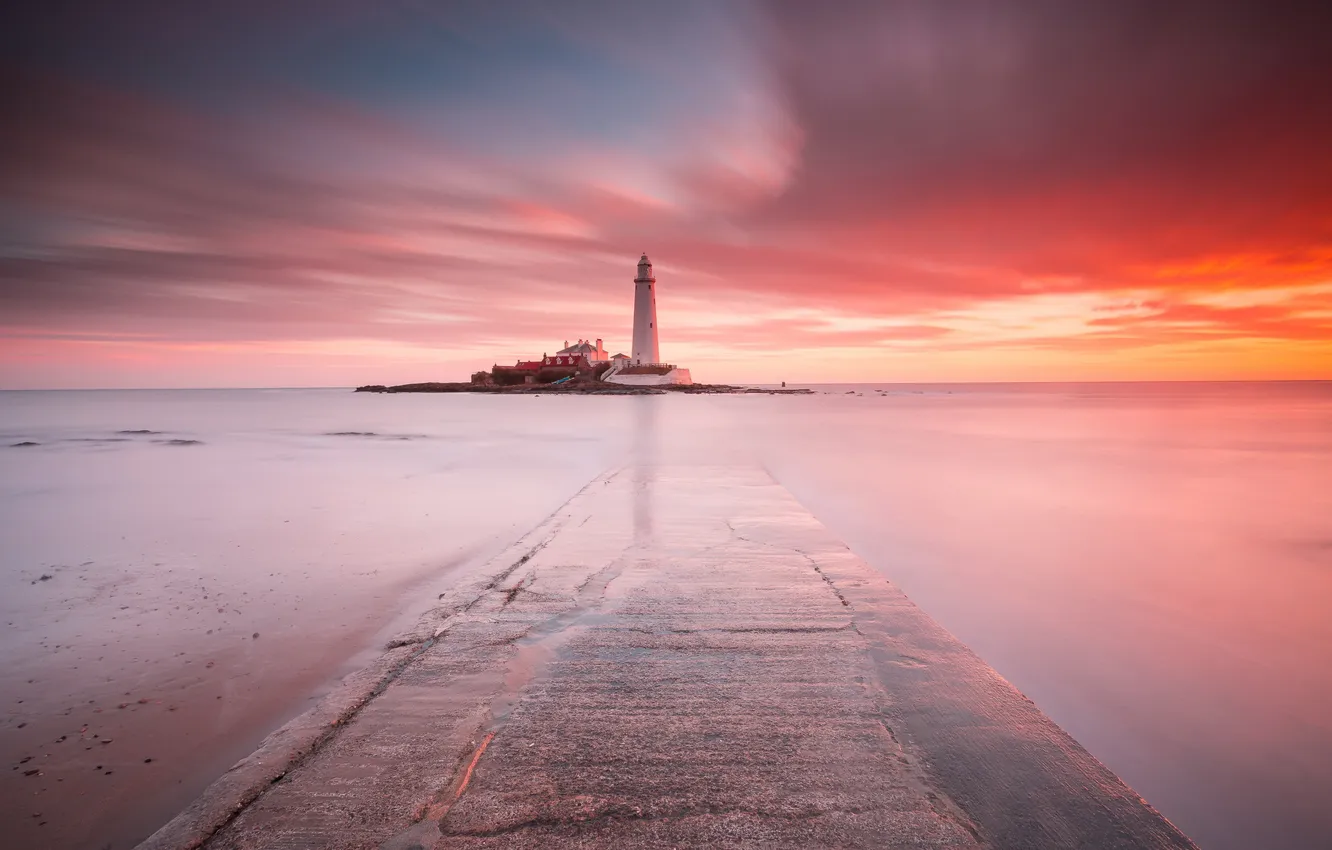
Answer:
[631,253,660,365]
[604,252,691,386]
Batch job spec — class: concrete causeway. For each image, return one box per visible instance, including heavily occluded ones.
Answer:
[141,466,1197,850]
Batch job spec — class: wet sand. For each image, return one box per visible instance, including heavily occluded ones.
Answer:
[2,554,482,850]
[1,392,628,850]
[141,466,1196,850]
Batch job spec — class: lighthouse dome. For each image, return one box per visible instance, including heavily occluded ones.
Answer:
[635,253,655,283]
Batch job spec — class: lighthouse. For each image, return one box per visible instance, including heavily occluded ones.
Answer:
[604,253,691,385]
[631,253,660,365]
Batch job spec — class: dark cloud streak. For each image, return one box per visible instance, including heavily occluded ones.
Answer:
[1,1,1330,384]
[758,0,1332,273]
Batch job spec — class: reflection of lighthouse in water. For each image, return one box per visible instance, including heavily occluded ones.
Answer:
[605,253,692,386]
[631,253,660,366]
[632,395,655,546]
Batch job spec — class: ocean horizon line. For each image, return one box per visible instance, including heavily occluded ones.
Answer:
[2,378,1331,393]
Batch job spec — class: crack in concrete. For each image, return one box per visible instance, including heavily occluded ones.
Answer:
[668,624,854,635]
[380,725,497,850]
[377,553,645,847]
[875,717,985,844]
[450,548,639,808]
[809,561,852,607]
[443,800,887,839]
[419,730,496,826]
[500,578,526,607]
[468,535,554,609]
[723,518,853,610]
[719,515,985,846]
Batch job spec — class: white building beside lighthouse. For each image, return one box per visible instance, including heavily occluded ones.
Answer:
[605,253,693,386]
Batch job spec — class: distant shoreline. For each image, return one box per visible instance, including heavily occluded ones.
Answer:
[353,382,815,395]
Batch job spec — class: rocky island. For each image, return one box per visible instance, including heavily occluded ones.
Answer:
[356,254,815,396]
[354,380,812,395]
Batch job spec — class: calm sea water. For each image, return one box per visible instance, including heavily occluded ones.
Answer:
[2,383,1329,850]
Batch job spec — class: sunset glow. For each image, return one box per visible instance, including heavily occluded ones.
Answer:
[2,2,1330,387]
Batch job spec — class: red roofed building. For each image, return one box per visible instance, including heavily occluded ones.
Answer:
[542,353,588,368]
[493,338,610,385]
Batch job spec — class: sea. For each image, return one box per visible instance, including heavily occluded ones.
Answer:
[2,383,1330,850]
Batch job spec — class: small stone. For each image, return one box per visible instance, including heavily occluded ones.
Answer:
[252,632,260,639]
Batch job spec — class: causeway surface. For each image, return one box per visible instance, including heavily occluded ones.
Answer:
[141,466,1197,850]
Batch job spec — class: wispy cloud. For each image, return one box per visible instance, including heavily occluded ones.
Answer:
[1,1,1330,386]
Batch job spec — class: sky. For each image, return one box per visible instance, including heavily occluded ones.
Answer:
[2,0,1330,388]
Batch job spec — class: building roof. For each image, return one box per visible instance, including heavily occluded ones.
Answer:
[544,353,586,364]
[557,338,605,356]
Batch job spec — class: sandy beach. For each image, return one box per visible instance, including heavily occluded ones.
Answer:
[1,390,624,850]
[4,550,482,849]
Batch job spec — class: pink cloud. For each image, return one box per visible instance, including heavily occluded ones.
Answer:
[3,3,1332,386]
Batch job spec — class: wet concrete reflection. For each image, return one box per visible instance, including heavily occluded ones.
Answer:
[166,466,1191,850]
[631,396,657,547]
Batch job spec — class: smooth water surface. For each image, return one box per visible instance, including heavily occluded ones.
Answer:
[0,389,631,849]
[2,383,1330,850]
[754,382,1332,850]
